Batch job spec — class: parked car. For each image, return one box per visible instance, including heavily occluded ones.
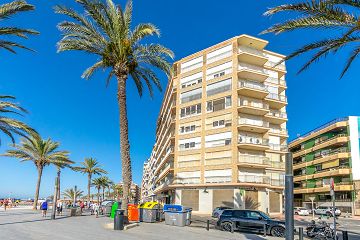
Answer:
[294,207,310,216]
[314,206,341,216]
[212,206,232,218]
[216,209,286,237]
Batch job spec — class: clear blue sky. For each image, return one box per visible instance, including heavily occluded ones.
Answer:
[1,0,359,199]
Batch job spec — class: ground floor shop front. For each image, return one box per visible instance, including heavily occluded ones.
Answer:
[154,186,283,215]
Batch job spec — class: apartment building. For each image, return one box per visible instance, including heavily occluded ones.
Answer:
[141,34,288,214]
[289,117,360,215]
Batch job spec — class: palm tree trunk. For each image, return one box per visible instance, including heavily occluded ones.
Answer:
[102,187,105,201]
[33,166,43,210]
[56,168,61,202]
[87,174,91,204]
[97,188,100,204]
[117,75,132,217]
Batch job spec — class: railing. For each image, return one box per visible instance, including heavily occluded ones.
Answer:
[238,46,266,57]
[238,118,269,128]
[238,154,270,165]
[238,136,269,146]
[313,147,349,160]
[269,143,288,151]
[315,133,347,146]
[270,128,288,135]
[205,176,232,183]
[238,80,267,91]
[279,79,286,87]
[265,61,286,71]
[207,51,232,64]
[157,163,173,179]
[267,110,287,119]
[238,99,269,110]
[180,93,202,104]
[238,63,270,75]
[238,175,270,184]
[266,93,287,102]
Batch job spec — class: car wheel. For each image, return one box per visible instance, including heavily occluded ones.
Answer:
[271,226,285,237]
[326,212,332,217]
[221,222,233,232]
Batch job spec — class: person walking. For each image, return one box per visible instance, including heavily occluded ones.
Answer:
[56,201,63,216]
[3,199,8,211]
[40,200,48,217]
[94,202,99,218]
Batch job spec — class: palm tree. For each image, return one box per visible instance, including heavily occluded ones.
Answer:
[55,0,173,216]
[262,0,360,78]
[92,177,103,203]
[98,176,112,201]
[72,158,107,204]
[112,184,123,201]
[62,188,84,200]
[0,95,35,144]
[3,132,70,209]
[0,0,39,53]
[53,161,74,202]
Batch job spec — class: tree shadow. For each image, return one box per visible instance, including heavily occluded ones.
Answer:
[0,215,71,226]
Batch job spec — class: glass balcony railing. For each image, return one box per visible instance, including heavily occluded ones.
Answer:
[238,118,269,128]
[266,93,287,102]
[238,46,267,57]
[238,136,269,146]
[267,110,287,119]
[238,100,269,110]
[269,143,288,151]
[269,128,288,135]
[238,63,270,75]
[238,154,270,165]
[238,80,268,91]
[238,175,270,184]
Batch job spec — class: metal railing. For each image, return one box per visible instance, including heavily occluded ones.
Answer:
[174,177,200,184]
[313,147,349,160]
[238,118,269,128]
[238,136,269,146]
[238,80,267,91]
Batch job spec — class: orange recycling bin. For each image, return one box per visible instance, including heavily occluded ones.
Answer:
[127,204,139,221]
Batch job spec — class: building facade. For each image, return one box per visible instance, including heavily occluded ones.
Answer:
[289,117,360,215]
[141,34,288,214]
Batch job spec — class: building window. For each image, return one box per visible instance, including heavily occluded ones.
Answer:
[180,88,202,104]
[207,96,231,112]
[180,103,201,118]
[180,124,197,134]
[206,78,232,96]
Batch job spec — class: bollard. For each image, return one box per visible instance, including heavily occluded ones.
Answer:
[263,224,267,237]
[299,227,304,240]
[114,209,125,230]
[231,221,235,233]
[342,230,349,240]
[206,220,210,231]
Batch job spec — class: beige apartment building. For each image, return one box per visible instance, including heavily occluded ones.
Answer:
[141,34,288,215]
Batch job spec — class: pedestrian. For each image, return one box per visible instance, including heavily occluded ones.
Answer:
[94,202,99,218]
[80,201,85,214]
[56,201,63,216]
[3,199,8,211]
[40,200,48,217]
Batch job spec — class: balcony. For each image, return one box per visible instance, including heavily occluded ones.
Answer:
[238,63,269,81]
[238,136,270,150]
[238,100,269,116]
[269,128,288,139]
[270,178,285,187]
[268,143,288,152]
[238,174,270,185]
[238,46,268,66]
[265,93,287,109]
[269,161,285,170]
[265,110,287,124]
[294,182,354,194]
[205,176,232,183]
[294,167,351,182]
[238,118,270,133]
[237,80,268,98]
[265,61,286,78]
[156,163,174,183]
[238,154,270,168]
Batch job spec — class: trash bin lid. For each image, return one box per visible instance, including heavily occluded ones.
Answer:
[163,204,183,212]
[128,204,139,209]
[141,201,161,209]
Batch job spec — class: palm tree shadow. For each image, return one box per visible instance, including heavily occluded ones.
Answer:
[220,192,261,209]
[0,215,71,226]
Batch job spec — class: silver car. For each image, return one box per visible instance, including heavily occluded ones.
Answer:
[314,206,341,216]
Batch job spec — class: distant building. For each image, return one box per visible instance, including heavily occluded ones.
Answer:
[289,116,360,215]
[141,34,288,214]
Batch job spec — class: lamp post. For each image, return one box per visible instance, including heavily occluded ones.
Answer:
[285,152,294,240]
[51,176,59,220]
[309,196,315,220]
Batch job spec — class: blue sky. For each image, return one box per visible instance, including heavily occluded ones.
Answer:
[1,0,359,198]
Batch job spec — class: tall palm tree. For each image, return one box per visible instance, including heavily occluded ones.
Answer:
[3,132,70,209]
[0,0,39,53]
[262,0,360,78]
[62,188,84,200]
[53,161,74,202]
[0,95,35,144]
[55,0,173,216]
[72,158,107,204]
[98,176,111,201]
[112,183,123,201]
[92,177,103,203]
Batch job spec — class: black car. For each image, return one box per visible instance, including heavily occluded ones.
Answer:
[216,209,285,237]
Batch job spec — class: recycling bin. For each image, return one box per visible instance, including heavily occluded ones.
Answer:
[110,202,119,219]
[163,204,192,227]
[127,204,139,222]
[139,202,163,222]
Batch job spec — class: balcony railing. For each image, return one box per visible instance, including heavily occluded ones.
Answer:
[267,110,287,119]
[238,63,270,75]
[238,154,270,165]
[270,128,288,135]
[313,147,349,160]
[238,174,270,184]
[238,80,268,92]
[265,61,286,71]
[238,46,267,57]
[269,143,288,151]
[238,100,269,110]
[271,179,285,186]
[205,176,232,183]
[270,161,285,169]
[238,118,269,128]
[266,93,287,102]
[238,136,269,146]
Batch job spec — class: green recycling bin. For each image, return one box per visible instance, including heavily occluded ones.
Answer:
[110,202,119,219]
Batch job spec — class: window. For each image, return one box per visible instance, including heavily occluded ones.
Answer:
[246,211,262,220]
[179,137,201,151]
[206,78,232,96]
[207,96,231,113]
[180,124,197,134]
[212,120,225,128]
[180,72,203,89]
[180,104,201,118]
[180,88,202,103]
[206,61,232,80]
[205,132,232,148]
[233,210,246,218]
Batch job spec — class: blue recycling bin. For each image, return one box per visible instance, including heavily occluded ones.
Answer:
[163,204,192,227]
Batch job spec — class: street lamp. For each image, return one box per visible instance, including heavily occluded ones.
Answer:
[285,152,294,240]
[309,196,315,220]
